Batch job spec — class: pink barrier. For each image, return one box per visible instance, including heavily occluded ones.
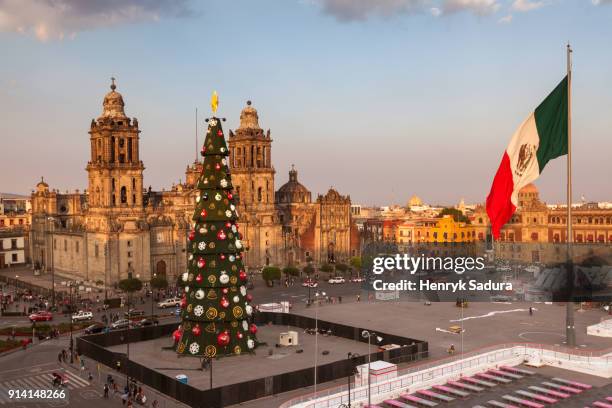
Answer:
[592,402,612,408]
[552,377,592,390]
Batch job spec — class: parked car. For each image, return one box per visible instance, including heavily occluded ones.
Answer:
[136,317,159,327]
[158,297,181,308]
[29,311,53,322]
[350,277,365,283]
[328,277,346,284]
[71,311,93,322]
[84,323,107,334]
[124,309,145,318]
[110,319,130,330]
[301,279,318,288]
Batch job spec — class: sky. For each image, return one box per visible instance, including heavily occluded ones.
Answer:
[0,0,611,206]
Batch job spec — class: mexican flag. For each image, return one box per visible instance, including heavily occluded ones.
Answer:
[486,76,568,239]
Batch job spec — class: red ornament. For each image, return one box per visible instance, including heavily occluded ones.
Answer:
[217,130,223,136]
[197,257,205,268]
[200,208,207,218]
[217,230,226,240]
[201,147,206,155]
[195,273,203,283]
[246,294,253,302]
[217,331,230,347]
[225,222,231,228]
[220,297,229,308]
[222,288,229,295]
[192,324,201,336]
[249,324,258,335]
[239,270,247,281]
[180,297,187,308]
[237,332,244,339]
[220,254,226,260]
[227,192,233,199]
[188,230,195,241]
[215,163,221,170]
[173,329,182,342]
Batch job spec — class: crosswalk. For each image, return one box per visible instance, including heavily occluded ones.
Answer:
[0,370,90,404]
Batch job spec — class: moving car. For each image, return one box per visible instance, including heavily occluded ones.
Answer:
[29,311,53,322]
[136,317,159,327]
[350,277,365,283]
[71,311,93,322]
[124,309,145,318]
[328,276,346,284]
[110,319,130,330]
[84,323,107,334]
[301,279,318,288]
[158,297,181,308]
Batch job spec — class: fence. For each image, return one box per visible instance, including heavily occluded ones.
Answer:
[280,342,612,408]
[77,312,428,408]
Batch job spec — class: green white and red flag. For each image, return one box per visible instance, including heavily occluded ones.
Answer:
[486,76,568,239]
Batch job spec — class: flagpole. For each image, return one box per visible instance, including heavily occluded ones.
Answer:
[195,107,199,163]
[565,42,576,348]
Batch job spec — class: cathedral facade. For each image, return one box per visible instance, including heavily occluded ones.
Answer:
[29,82,359,285]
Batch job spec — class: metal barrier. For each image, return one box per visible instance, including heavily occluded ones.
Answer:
[280,342,612,408]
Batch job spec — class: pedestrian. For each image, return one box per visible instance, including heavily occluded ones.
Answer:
[357,294,360,302]
[103,383,109,398]
[127,398,133,408]
[338,296,342,303]
[116,360,121,371]
[121,392,128,406]
[529,307,533,316]
[58,352,63,363]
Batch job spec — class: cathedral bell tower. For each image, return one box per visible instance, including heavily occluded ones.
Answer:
[228,101,280,267]
[86,78,145,213]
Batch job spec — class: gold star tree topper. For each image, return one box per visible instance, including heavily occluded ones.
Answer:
[211,91,219,115]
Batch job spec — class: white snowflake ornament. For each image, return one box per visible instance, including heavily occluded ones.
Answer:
[233,295,239,303]
[247,339,254,349]
[242,321,249,331]
[189,342,200,354]
[195,289,205,300]
[235,240,243,249]
[219,273,229,284]
[240,286,246,296]
[225,210,232,218]
[198,242,206,251]
[194,305,204,317]
[246,305,253,316]
[182,272,189,282]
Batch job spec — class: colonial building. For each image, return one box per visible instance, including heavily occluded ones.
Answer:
[472,184,612,264]
[30,81,359,285]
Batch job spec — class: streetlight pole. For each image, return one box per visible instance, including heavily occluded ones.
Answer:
[361,330,381,408]
[69,282,74,364]
[313,290,326,400]
[346,352,358,408]
[47,217,55,308]
[151,273,156,318]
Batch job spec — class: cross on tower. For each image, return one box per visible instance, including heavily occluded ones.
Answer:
[110,77,116,90]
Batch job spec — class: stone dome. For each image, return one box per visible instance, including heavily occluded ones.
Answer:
[238,100,261,130]
[407,195,423,207]
[276,165,311,204]
[519,183,538,194]
[99,78,128,120]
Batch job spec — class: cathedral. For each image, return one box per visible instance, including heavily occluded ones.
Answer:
[29,81,359,285]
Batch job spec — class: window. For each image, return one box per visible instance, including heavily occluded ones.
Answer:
[11,239,17,249]
[76,242,79,253]
[53,239,56,249]
[9,219,13,226]
[257,187,262,202]
[11,254,17,262]
[0,220,4,226]
[120,186,127,204]
[127,240,132,247]
[18,219,23,225]
[64,240,67,251]
[95,244,99,257]
[128,251,132,258]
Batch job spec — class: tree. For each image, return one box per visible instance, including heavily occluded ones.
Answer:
[150,276,168,291]
[262,266,281,283]
[438,207,470,224]
[319,263,334,273]
[303,264,314,276]
[118,275,143,293]
[176,104,257,358]
[335,263,348,275]
[349,256,362,270]
[282,266,299,277]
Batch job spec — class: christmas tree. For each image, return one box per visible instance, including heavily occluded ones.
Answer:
[176,92,257,358]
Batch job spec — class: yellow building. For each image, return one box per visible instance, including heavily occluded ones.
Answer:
[396,215,475,245]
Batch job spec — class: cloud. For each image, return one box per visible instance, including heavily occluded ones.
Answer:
[511,0,544,11]
[318,0,431,21]
[441,0,501,15]
[498,14,513,23]
[317,0,503,21]
[592,0,612,4]
[0,0,193,41]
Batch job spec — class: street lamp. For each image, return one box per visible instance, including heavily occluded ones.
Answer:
[68,281,74,364]
[346,352,359,408]
[151,273,157,318]
[361,330,383,408]
[313,290,326,400]
[47,217,55,308]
